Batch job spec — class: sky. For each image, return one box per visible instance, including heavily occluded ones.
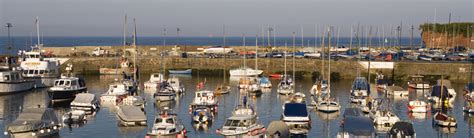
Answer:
[0,0,472,37]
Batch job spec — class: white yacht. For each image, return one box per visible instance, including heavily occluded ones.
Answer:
[316,96,341,113]
[144,73,165,90]
[100,79,137,105]
[146,108,186,137]
[408,100,428,113]
[277,76,294,95]
[154,82,177,102]
[168,76,185,94]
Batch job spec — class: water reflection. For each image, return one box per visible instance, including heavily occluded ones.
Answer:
[0,74,471,137]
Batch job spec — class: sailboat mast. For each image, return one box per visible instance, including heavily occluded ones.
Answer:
[321,28,326,80]
[328,27,332,89]
[133,18,138,81]
[284,42,287,76]
[368,26,372,83]
[255,35,258,70]
[350,26,353,52]
[301,26,304,48]
[292,32,296,83]
[35,16,41,49]
[243,34,246,68]
[223,25,226,82]
[123,14,127,46]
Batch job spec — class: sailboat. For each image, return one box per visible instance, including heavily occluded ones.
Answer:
[311,27,329,96]
[20,17,61,88]
[215,25,231,95]
[277,34,296,95]
[247,35,263,96]
[432,77,457,127]
[99,15,133,75]
[230,34,263,77]
[315,27,340,113]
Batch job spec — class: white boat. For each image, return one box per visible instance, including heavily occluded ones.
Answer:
[304,52,321,58]
[229,67,263,77]
[277,76,294,95]
[238,77,252,89]
[217,105,266,137]
[408,100,428,113]
[310,79,328,96]
[189,90,218,113]
[168,69,192,74]
[70,93,100,113]
[168,76,185,94]
[0,70,34,93]
[316,98,341,113]
[5,107,61,138]
[369,110,400,126]
[433,112,457,127]
[290,92,306,103]
[146,108,186,137]
[203,45,234,54]
[20,50,60,88]
[407,75,430,89]
[248,79,262,96]
[350,77,370,103]
[214,84,231,95]
[100,79,136,105]
[48,72,87,102]
[116,105,147,127]
[144,73,165,90]
[281,102,311,135]
[154,82,177,102]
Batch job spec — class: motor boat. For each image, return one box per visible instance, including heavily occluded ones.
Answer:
[259,77,272,88]
[350,77,370,103]
[146,108,186,137]
[277,76,294,95]
[407,75,430,89]
[217,105,266,137]
[100,79,137,105]
[48,72,87,102]
[433,112,457,127]
[338,108,375,138]
[408,100,428,113]
[144,73,165,90]
[71,93,100,114]
[116,105,147,127]
[0,70,34,93]
[5,107,61,137]
[154,82,177,102]
[281,101,311,135]
[168,76,185,94]
[189,90,218,113]
[369,110,400,127]
[192,106,214,125]
[248,79,262,96]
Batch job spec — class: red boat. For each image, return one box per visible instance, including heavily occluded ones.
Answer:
[269,74,282,79]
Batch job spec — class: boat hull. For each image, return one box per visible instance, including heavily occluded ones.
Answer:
[48,88,87,101]
[25,76,57,88]
[0,81,35,94]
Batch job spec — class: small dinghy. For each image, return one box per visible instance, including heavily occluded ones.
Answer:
[116,105,147,127]
[433,112,457,127]
[71,93,100,114]
[5,107,61,138]
[62,110,87,124]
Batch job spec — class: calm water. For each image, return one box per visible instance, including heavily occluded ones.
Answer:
[0,36,423,55]
[0,74,472,138]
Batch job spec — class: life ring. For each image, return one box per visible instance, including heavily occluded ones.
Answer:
[208,96,213,100]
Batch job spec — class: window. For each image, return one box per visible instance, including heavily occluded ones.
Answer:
[39,70,45,74]
[155,118,163,123]
[166,118,174,124]
[34,70,39,75]
[65,81,71,86]
[59,81,65,86]
[4,75,10,81]
[71,81,77,86]
[28,70,34,74]
[23,70,28,74]
[55,81,60,86]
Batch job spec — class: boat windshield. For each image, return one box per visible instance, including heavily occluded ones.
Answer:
[224,119,252,127]
[352,78,368,90]
[166,118,174,124]
[284,103,308,117]
[155,118,163,123]
[55,80,71,86]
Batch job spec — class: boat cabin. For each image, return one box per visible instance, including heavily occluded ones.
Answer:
[223,115,257,128]
[193,90,216,105]
[0,71,23,82]
[52,77,85,89]
[150,73,164,82]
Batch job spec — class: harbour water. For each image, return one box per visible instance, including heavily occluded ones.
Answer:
[0,74,471,137]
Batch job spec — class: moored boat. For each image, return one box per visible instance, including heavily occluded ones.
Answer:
[408,100,429,113]
[433,112,457,127]
[146,108,186,137]
[281,101,311,135]
[48,67,87,102]
[0,70,34,94]
[5,107,61,138]
[144,73,165,90]
[168,69,192,74]
[70,93,100,114]
[116,105,147,127]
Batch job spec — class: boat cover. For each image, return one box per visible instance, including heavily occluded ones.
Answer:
[71,93,96,106]
[266,121,290,138]
[7,108,59,133]
[437,79,453,88]
[388,122,415,136]
[117,105,146,122]
[431,85,449,100]
[342,116,374,136]
[283,103,308,117]
[466,83,474,92]
[343,108,364,118]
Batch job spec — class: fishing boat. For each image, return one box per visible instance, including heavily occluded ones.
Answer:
[5,107,61,138]
[70,93,100,114]
[116,105,147,127]
[168,76,185,94]
[350,77,370,103]
[433,112,457,127]
[281,101,311,135]
[168,69,192,74]
[189,90,218,113]
[146,108,187,137]
[192,106,213,125]
[48,64,87,102]
[19,18,60,88]
[217,102,266,137]
[0,69,34,94]
[144,73,165,90]
[259,77,272,88]
[154,82,177,102]
[408,100,429,113]
[407,75,430,89]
